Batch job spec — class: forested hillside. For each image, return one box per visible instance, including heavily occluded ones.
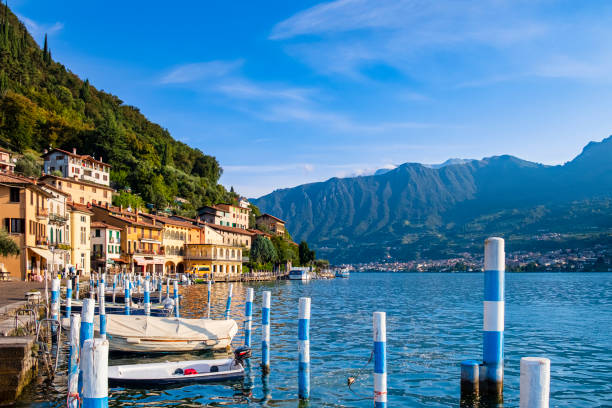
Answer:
[254,137,612,262]
[0,4,234,214]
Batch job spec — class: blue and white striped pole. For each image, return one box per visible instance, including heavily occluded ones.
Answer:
[173,280,180,318]
[483,237,505,400]
[65,279,72,318]
[244,288,253,346]
[67,314,80,408]
[207,280,212,319]
[262,291,271,374]
[81,338,109,408]
[373,311,387,408]
[99,282,106,339]
[225,283,233,320]
[137,274,142,294]
[298,297,311,400]
[112,275,117,304]
[50,278,60,323]
[75,278,80,300]
[166,278,170,299]
[158,278,163,303]
[144,280,151,316]
[124,279,130,315]
[79,298,95,394]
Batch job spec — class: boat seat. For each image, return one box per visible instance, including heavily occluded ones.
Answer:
[184,363,212,373]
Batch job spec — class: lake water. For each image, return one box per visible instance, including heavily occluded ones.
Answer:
[17,272,612,407]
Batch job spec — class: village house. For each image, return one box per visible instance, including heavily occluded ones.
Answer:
[0,147,15,173]
[184,243,243,276]
[40,184,71,273]
[256,213,287,237]
[69,203,92,276]
[90,221,122,273]
[197,200,251,230]
[42,147,111,186]
[89,204,164,274]
[39,174,114,206]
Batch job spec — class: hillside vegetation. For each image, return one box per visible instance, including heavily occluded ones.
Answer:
[0,4,234,214]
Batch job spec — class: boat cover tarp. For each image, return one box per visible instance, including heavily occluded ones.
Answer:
[100,315,238,341]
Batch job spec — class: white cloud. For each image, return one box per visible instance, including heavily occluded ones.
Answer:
[160,60,243,84]
[16,14,63,41]
[270,0,612,84]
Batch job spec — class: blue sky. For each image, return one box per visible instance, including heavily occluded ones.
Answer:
[11,0,612,197]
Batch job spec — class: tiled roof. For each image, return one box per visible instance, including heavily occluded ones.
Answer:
[258,213,286,224]
[42,148,111,167]
[69,203,94,214]
[206,222,255,236]
[39,174,115,191]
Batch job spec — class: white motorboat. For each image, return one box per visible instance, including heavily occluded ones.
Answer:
[99,314,238,353]
[108,347,252,386]
[289,267,311,281]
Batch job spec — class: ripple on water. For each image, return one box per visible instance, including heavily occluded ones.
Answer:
[16,272,612,407]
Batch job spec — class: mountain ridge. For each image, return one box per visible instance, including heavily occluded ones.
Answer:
[253,136,612,262]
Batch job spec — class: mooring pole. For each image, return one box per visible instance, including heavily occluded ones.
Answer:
[158,278,163,303]
[262,291,271,374]
[244,288,253,346]
[520,357,550,408]
[67,314,80,408]
[173,280,180,318]
[81,338,109,408]
[225,283,233,320]
[207,280,212,319]
[373,311,387,408]
[79,298,95,393]
[99,282,106,339]
[144,280,151,316]
[298,297,311,400]
[460,360,480,405]
[50,278,60,323]
[124,279,130,315]
[112,274,117,304]
[75,277,80,300]
[483,237,505,401]
[65,279,72,318]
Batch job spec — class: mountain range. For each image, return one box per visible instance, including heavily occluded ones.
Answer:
[253,137,612,263]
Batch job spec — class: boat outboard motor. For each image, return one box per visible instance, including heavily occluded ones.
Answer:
[233,346,252,366]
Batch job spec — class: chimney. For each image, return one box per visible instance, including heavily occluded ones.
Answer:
[99,156,103,162]
[72,148,77,155]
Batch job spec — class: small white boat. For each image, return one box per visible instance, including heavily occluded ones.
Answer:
[108,347,252,387]
[335,267,350,278]
[289,267,311,281]
[99,314,238,353]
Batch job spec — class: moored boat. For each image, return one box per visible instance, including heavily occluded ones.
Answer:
[289,267,311,281]
[108,347,252,386]
[99,314,238,353]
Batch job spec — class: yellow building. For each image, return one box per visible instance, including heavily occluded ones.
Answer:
[0,174,52,281]
[89,204,164,274]
[185,243,243,276]
[140,213,196,274]
[39,174,114,206]
[69,203,92,276]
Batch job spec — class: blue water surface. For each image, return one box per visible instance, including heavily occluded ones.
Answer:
[18,272,612,407]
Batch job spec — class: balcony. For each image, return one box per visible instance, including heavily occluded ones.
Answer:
[36,238,49,246]
[36,208,49,219]
[134,249,164,256]
[49,213,68,224]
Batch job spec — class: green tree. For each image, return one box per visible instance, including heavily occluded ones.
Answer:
[14,152,41,177]
[299,241,315,266]
[112,191,145,210]
[251,235,278,264]
[0,228,19,256]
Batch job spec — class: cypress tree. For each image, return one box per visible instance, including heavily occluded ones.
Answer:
[43,33,48,62]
